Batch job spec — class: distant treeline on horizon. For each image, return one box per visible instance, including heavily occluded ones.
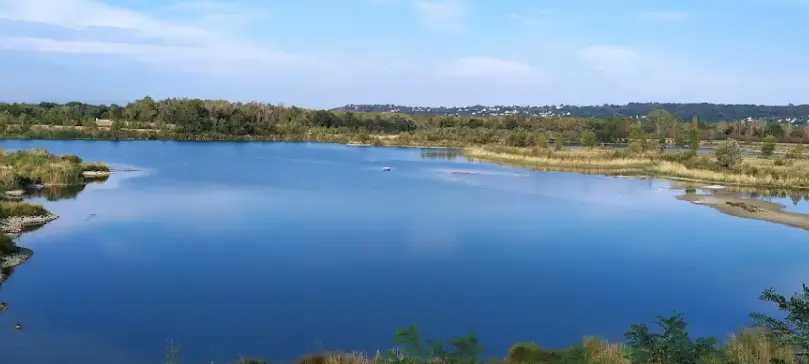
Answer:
[334,103,809,123]
[1,97,808,146]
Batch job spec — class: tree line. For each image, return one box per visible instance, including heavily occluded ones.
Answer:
[0,97,807,146]
[336,103,809,123]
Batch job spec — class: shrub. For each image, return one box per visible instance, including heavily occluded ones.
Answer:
[715,138,744,169]
[625,312,721,364]
[536,134,549,149]
[750,284,809,353]
[382,325,481,364]
[785,145,805,159]
[554,136,564,151]
[580,131,598,149]
[762,135,777,157]
[506,343,543,363]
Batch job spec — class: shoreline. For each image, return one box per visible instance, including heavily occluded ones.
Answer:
[676,193,809,231]
[3,138,809,193]
[463,147,809,192]
[0,247,34,269]
[0,214,60,238]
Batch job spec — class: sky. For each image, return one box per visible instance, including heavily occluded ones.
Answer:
[0,0,807,108]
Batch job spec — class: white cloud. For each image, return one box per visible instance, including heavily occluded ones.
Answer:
[0,0,327,75]
[638,11,689,22]
[506,10,552,27]
[435,57,549,85]
[577,45,748,101]
[412,0,468,33]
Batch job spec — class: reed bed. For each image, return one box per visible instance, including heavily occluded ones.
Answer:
[0,148,109,189]
[0,201,49,218]
[465,147,809,189]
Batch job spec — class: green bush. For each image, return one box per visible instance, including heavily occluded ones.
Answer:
[506,343,543,363]
[625,312,721,363]
[715,138,744,169]
[762,135,777,157]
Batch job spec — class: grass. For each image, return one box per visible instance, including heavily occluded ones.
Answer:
[81,162,111,172]
[0,148,110,190]
[0,201,49,218]
[464,146,809,190]
[158,327,800,364]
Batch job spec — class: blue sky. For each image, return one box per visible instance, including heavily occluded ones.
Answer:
[0,0,807,108]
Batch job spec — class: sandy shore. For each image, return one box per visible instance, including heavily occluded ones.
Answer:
[677,193,809,231]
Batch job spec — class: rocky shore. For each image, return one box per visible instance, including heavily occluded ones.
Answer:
[0,247,33,270]
[82,170,113,178]
[0,214,59,238]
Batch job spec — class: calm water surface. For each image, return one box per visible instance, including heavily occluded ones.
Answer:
[0,140,808,364]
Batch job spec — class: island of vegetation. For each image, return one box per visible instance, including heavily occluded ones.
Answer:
[0,148,111,268]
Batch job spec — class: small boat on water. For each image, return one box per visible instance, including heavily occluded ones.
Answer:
[382,167,392,171]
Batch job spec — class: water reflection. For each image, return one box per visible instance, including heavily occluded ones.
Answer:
[724,187,809,206]
[1,176,109,332]
[27,184,88,201]
[420,149,464,160]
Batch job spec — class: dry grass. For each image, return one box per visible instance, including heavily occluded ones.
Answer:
[0,201,49,218]
[0,148,109,189]
[582,337,630,364]
[297,352,377,364]
[465,147,809,189]
[81,162,111,172]
[721,328,798,364]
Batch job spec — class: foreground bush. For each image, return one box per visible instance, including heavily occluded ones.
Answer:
[163,284,808,364]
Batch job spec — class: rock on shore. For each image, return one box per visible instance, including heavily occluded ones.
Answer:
[82,171,113,178]
[0,247,33,269]
[0,214,59,238]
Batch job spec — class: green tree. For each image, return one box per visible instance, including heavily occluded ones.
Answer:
[750,283,809,353]
[648,109,678,138]
[715,138,744,169]
[536,133,549,149]
[625,312,720,364]
[629,124,650,153]
[554,135,564,151]
[382,325,481,364]
[580,130,597,149]
[688,127,701,154]
[762,134,777,157]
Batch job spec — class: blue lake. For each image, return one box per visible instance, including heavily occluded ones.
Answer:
[0,140,808,364]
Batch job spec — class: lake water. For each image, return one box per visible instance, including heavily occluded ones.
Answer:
[0,140,808,364]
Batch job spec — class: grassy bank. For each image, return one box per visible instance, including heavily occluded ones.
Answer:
[0,148,110,258]
[160,284,808,364]
[0,201,48,218]
[464,145,809,190]
[0,148,110,189]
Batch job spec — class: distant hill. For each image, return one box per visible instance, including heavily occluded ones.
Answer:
[333,103,809,124]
